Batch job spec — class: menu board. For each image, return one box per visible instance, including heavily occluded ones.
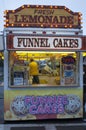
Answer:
[61,56,76,85]
[14,72,24,85]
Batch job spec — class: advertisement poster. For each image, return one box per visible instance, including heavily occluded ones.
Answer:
[61,56,76,85]
[4,88,83,120]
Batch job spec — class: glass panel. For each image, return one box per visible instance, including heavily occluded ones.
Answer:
[8,51,79,87]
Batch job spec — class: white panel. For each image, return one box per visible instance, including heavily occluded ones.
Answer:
[0,35,4,50]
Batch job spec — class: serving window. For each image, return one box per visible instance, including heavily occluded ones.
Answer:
[8,51,79,87]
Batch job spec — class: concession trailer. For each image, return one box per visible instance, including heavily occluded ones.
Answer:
[3,4,85,121]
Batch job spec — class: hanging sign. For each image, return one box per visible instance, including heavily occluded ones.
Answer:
[4,5,81,28]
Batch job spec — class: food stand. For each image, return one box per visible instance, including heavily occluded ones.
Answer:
[3,5,84,121]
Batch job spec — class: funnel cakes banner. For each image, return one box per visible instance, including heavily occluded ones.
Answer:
[7,34,82,51]
[4,89,83,120]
